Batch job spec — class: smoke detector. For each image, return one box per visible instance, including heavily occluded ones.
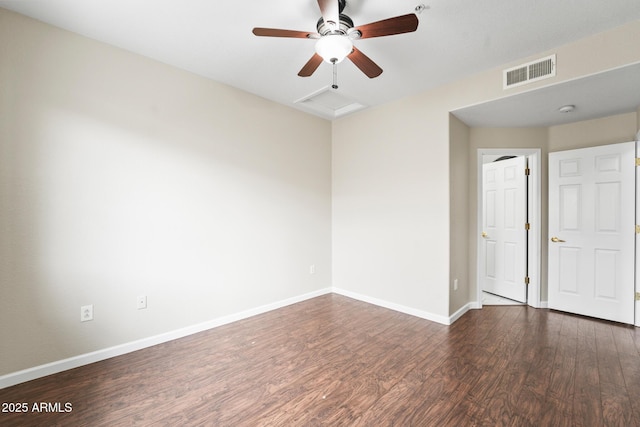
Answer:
[558,105,576,113]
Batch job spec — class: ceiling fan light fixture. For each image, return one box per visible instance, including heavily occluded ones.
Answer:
[315,35,353,64]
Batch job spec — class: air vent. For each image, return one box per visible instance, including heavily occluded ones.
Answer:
[295,86,365,119]
[503,54,556,89]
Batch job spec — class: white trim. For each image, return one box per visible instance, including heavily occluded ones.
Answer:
[539,300,549,309]
[633,140,640,327]
[332,287,455,325]
[449,303,475,323]
[468,301,483,310]
[0,288,332,389]
[476,149,542,309]
[0,284,519,389]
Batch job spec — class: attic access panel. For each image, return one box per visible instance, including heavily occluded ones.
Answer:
[295,86,366,119]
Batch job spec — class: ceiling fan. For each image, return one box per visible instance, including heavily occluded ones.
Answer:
[252,0,419,79]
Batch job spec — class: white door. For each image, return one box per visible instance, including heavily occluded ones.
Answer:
[481,156,528,303]
[548,141,635,324]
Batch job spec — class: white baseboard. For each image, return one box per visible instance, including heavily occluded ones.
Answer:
[449,303,475,323]
[332,287,456,325]
[468,301,482,310]
[539,300,549,309]
[2,288,482,389]
[0,288,332,390]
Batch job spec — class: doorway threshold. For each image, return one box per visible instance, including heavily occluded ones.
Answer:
[482,291,525,306]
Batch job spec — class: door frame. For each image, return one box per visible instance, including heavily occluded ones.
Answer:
[636,137,639,327]
[476,149,541,308]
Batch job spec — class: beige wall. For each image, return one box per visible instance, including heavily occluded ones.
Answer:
[333,20,640,318]
[548,112,637,151]
[449,115,470,313]
[0,9,332,376]
[3,7,640,379]
[332,98,451,317]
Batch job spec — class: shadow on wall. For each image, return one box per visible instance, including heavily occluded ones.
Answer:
[1,20,331,375]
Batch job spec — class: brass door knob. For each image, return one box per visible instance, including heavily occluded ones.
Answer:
[550,237,566,243]
[481,232,488,238]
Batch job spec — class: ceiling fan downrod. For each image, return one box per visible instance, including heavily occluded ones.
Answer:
[332,60,339,89]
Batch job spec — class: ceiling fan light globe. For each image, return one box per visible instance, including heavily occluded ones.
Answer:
[315,35,353,64]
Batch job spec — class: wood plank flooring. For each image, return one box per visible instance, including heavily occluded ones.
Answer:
[1,294,639,426]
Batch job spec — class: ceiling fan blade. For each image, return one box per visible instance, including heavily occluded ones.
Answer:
[347,47,383,78]
[298,53,324,77]
[317,0,340,29]
[354,13,419,39]
[252,27,318,39]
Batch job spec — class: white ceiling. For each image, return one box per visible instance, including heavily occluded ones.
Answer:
[2,0,639,125]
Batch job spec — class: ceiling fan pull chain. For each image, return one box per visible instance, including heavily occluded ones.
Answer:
[332,60,338,89]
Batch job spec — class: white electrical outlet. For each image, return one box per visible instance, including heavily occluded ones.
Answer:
[137,295,147,310]
[309,264,316,275]
[81,305,93,322]
[453,279,459,291]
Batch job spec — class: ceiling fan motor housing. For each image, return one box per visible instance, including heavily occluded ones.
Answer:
[316,13,356,36]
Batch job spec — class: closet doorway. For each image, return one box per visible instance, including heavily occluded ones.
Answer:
[476,149,541,308]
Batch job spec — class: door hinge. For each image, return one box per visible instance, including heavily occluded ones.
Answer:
[525,223,531,230]
[636,158,640,166]
[636,292,640,301]
[525,276,530,285]
[525,167,531,176]
[636,225,640,234]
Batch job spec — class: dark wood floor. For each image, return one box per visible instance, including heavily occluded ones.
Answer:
[1,294,639,426]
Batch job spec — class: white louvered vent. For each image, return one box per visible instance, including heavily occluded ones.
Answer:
[503,54,556,89]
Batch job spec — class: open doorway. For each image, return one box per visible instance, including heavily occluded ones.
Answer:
[481,155,528,304]
[476,149,541,308]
